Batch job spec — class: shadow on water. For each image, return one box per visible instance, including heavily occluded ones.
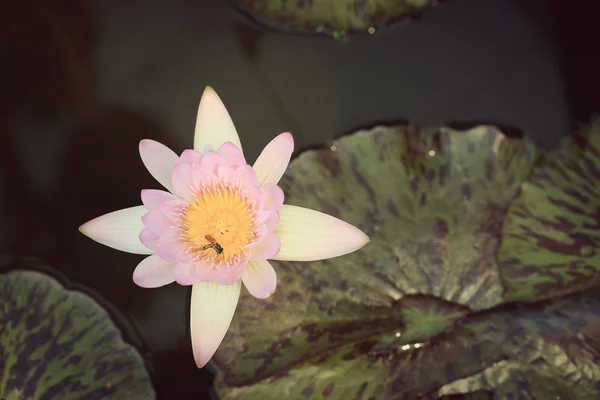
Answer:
[518,0,600,135]
[0,0,97,258]
[56,106,212,398]
[0,0,212,398]
[56,106,177,312]
[232,18,305,141]
[552,0,600,126]
[0,0,96,118]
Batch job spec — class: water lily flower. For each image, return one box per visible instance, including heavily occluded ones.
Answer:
[79,87,369,368]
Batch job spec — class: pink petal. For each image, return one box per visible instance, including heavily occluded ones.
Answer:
[175,247,206,264]
[160,199,186,223]
[253,222,268,243]
[193,87,243,154]
[241,260,277,299]
[235,165,259,187]
[254,210,271,226]
[200,150,224,175]
[189,164,214,189]
[141,189,177,211]
[214,261,247,285]
[260,183,284,211]
[219,141,246,167]
[171,162,195,201]
[273,205,370,261]
[139,227,159,250]
[174,256,248,286]
[263,211,280,233]
[142,210,172,236]
[244,186,263,209]
[133,254,176,288]
[250,233,281,261]
[156,228,187,263]
[180,149,203,165]
[190,280,241,368]
[174,261,217,285]
[79,206,152,255]
[139,139,179,193]
[217,164,237,187]
[253,132,294,185]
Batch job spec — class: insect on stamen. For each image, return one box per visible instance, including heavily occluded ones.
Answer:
[201,234,224,255]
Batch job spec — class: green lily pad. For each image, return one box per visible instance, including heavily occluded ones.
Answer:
[498,123,600,301]
[233,0,441,39]
[438,359,600,400]
[211,125,547,397]
[0,269,155,399]
[217,297,600,399]
[212,123,600,398]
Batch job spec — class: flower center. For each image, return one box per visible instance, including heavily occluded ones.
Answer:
[180,184,256,266]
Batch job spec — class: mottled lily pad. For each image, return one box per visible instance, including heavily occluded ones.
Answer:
[498,123,600,301]
[438,358,600,400]
[233,0,441,39]
[0,269,155,399]
[218,297,600,399]
[211,123,600,398]
[211,125,538,396]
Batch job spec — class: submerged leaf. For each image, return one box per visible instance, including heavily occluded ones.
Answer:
[233,0,441,39]
[0,270,154,399]
[499,123,600,301]
[212,125,541,397]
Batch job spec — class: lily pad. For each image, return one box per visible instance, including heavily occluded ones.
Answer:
[211,123,600,398]
[210,125,545,397]
[438,359,600,400]
[217,297,600,399]
[498,123,600,301]
[0,269,155,399]
[233,0,441,39]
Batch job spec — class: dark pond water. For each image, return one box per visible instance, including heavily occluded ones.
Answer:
[1,0,599,398]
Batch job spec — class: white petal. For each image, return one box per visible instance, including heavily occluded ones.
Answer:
[253,132,294,185]
[193,87,243,154]
[139,139,179,193]
[273,205,369,261]
[133,254,176,288]
[190,280,241,368]
[242,260,277,299]
[79,206,152,254]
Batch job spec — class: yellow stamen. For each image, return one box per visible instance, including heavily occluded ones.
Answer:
[181,185,256,265]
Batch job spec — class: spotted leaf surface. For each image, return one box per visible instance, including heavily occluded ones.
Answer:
[499,123,600,301]
[212,125,542,398]
[438,359,600,400]
[234,0,441,39]
[0,270,154,399]
[217,296,600,399]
